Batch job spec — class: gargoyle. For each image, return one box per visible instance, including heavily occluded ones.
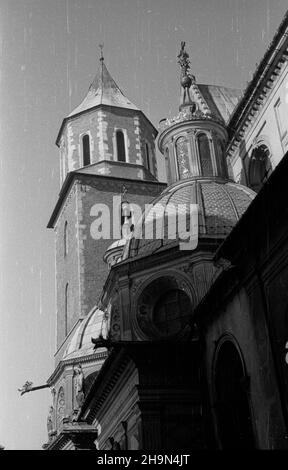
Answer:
[18,381,33,396]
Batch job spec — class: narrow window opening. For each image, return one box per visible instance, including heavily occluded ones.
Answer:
[198,133,213,176]
[145,143,150,171]
[82,134,91,166]
[65,283,69,336]
[64,221,68,257]
[116,130,126,162]
[175,136,191,179]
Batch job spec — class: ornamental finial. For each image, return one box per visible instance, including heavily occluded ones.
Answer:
[177,42,195,109]
[177,41,190,77]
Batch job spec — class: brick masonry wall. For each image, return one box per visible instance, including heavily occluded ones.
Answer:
[77,175,165,317]
[55,183,81,349]
[54,173,165,351]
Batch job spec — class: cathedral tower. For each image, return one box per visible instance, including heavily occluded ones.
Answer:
[49,52,166,359]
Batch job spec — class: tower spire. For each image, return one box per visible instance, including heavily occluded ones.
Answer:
[99,43,104,62]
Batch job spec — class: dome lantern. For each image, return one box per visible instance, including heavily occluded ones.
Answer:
[158,42,232,186]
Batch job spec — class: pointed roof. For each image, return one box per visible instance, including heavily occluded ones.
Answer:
[56,57,156,146]
[68,59,139,118]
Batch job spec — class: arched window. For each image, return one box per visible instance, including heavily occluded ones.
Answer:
[248,144,272,192]
[216,139,228,178]
[145,143,150,171]
[82,134,91,166]
[214,341,255,449]
[197,133,213,177]
[116,130,126,162]
[64,221,68,257]
[65,283,69,336]
[175,136,191,179]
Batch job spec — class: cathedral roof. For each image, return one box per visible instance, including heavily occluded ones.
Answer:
[197,84,242,124]
[159,83,242,134]
[127,177,255,259]
[228,9,288,134]
[62,306,107,360]
[56,58,157,146]
[68,60,139,118]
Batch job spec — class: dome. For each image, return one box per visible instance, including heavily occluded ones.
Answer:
[103,238,127,267]
[127,177,256,258]
[62,306,107,360]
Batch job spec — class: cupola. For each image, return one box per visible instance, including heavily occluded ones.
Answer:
[158,42,236,185]
[125,43,255,260]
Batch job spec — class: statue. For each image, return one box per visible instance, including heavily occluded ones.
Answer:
[47,406,54,439]
[73,364,85,408]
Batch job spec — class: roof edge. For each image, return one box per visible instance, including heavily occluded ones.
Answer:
[55,105,158,147]
[227,9,288,134]
[47,171,166,229]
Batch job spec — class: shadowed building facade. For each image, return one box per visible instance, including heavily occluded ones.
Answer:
[43,11,288,450]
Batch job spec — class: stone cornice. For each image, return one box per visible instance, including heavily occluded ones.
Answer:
[47,351,108,386]
[47,171,166,229]
[56,104,158,147]
[227,12,288,159]
[98,241,216,305]
[44,423,98,450]
[79,348,131,423]
[43,432,71,450]
[158,113,225,152]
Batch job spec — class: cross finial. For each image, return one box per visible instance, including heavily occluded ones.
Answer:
[99,43,104,61]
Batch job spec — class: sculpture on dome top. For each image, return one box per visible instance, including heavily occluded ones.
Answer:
[177,41,190,75]
[177,42,195,109]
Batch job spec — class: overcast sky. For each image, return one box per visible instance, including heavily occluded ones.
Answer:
[0,0,287,450]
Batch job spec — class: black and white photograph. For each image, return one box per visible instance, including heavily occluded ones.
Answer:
[1,0,288,453]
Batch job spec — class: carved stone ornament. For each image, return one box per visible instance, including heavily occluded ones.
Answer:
[73,364,85,409]
[56,388,65,430]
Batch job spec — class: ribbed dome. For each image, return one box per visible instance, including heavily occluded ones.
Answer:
[62,307,107,360]
[128,177,256,258]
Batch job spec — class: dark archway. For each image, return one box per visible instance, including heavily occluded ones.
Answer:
[214,341,255,449]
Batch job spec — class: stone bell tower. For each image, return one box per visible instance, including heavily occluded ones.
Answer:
[49,49,166,359]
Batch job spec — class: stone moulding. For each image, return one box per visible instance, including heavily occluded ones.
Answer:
[159,108,224,133]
